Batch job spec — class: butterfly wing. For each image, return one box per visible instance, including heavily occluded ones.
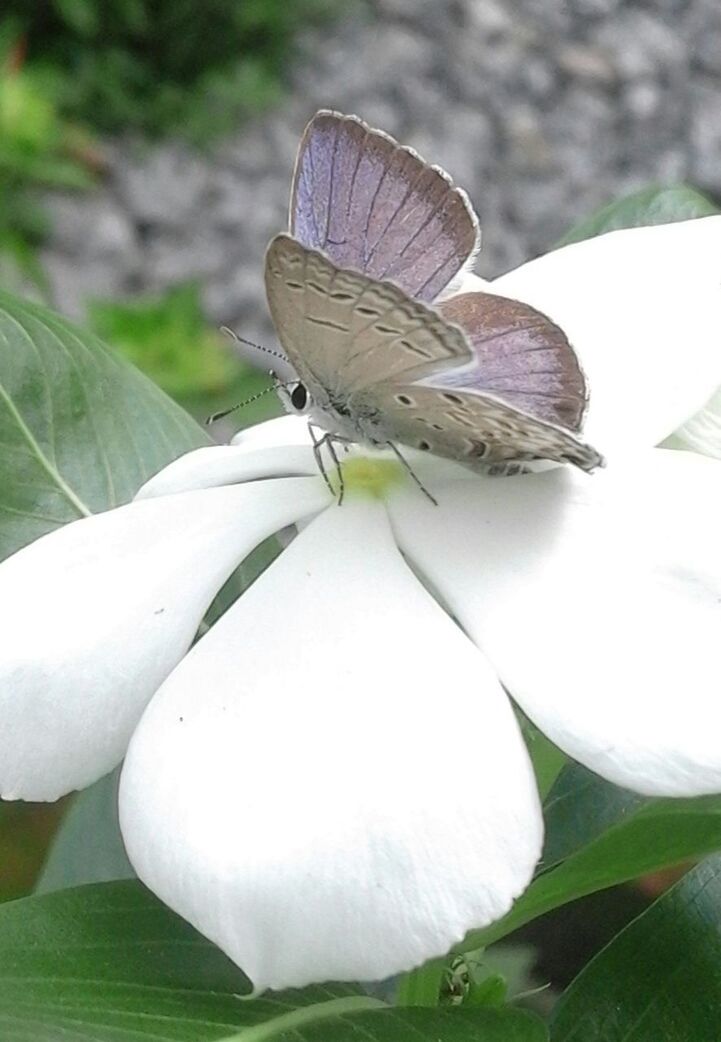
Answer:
[265,235,473,405]
[362,382,604,472]
[434,292,588,432]
[290,110,480,302]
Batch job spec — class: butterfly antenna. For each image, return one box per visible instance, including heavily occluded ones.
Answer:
[204,384,279,426]
[219,326,289,365]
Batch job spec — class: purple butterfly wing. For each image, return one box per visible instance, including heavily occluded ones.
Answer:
[290,110,480,303]
[434,292,588,432]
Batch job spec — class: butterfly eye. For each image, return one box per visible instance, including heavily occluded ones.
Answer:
[290,383,309,411]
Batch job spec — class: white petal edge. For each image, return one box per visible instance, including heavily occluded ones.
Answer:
[230,414,313,448]
[389,452,721,796]
[673,385,721,459]
[0,477,330,801]
[492,217,721,456]
[452,271,494,294]
[119,496,542,992]
[136,443,319,499]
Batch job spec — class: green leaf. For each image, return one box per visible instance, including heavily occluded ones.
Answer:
[260,1007,548,1042]
[551,853,721,1041]
[461,765,721,950]
[557,184,719,247]
[540,764,645,871]
[0,288,209,562]
[35,770,134,894]
[0,881,546,1041]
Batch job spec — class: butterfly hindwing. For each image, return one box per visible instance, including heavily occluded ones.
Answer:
[435,292,589,432]
[290,110,480,302]
[265,234,473,402]
[363,383,603,472]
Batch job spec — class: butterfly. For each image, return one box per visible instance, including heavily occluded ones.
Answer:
[263,109,604,476]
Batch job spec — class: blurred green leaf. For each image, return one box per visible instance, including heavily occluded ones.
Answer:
[0,881,547,1041]
[3,0,346,140]
[35,770,134,894]
[89,284,237,399]
[0,288,208,561]
[551,853,721,1041]
[53,0,101,36]
[0,67,94,280]
[558,184,719,247]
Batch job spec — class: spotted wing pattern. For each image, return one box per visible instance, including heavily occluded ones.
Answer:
[265,234,473,404]
[363,383,604,472]
[290,110,480,302]
[435,292,589,432]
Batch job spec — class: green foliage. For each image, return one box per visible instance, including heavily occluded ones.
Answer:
[88,284,236,399]
[556,184,718,247]
[35,771,133,894]
[0,881,548,1041]
[2,0,344,140]
[0,63,92,282]
[461,765,721,951]
[0,286,208,561]
[551,854,721,1041]
[87,283,283,429]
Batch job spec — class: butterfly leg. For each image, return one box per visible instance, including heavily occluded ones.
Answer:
[308,424,346,505]
[386,442,438,506]
[323,435,346,506]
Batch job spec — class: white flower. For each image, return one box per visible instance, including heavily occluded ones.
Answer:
[1,218,721,993]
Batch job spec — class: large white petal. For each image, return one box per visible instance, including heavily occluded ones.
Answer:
[230,414,313,448]
[492,218,721,455]
[0,478,329,801]
[453,271,493,294]
[136,443,318,499]
[389,451,721,796]
[119,497,542,992]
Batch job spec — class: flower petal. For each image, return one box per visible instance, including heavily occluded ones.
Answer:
[230,414,313,448]
[673,386,721,459]
[389,452,721,796]
[492,218,721,455]
[454,271,493,294]
[0,478,329,801]
[119,497,542,992]
[136,443,318,499]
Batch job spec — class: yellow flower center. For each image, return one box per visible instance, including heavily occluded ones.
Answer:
[333,456,406,500]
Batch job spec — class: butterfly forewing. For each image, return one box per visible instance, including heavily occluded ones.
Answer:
[290,110,480,302]
[365,383,603,472]
[265,234,473,400]
[435,292,588,432]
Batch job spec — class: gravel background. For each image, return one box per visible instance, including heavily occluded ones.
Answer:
[40,0,721,347]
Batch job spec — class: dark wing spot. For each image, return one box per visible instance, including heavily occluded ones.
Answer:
[418,440,431,451]
[356,306,382,318]
[396,394,414,406]
[308,316,348,331]
[442,392,464,405]
[466,440,488,459]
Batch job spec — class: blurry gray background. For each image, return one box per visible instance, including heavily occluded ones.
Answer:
[41,0,721,348]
